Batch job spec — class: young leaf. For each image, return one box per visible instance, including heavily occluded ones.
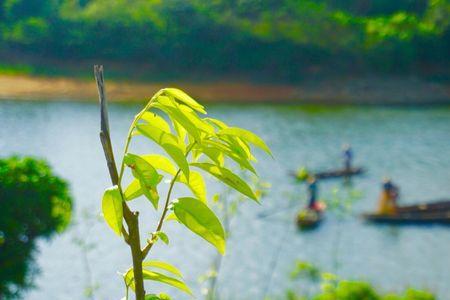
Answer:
[197,145,225,166]
[223,135,255,161]
[124,179,143,201]
[191,163,258,201]
[145,294,171,300]
[141,154,177,175]
[102,185,123,236]
[163,88,206,114]
[173,197,226,254]
[140,112,171,133]
[136,124,190,179]
[205,117,228,129]
[172,120,187,144]
[124,153,162,208]
[124,268,134,288]
[143,270,193,296]
[178,171,207,203]
[165,212,178,222]
[178,104,215,134]
[219,127,272,156]
[153,97,201,142]
[142,261,182,278]
[153,231,169,245]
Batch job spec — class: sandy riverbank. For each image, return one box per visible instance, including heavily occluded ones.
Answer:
[0,74,449,104]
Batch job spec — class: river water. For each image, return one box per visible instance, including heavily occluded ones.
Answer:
[1,101,450,300]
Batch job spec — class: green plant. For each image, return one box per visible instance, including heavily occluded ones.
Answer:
[0,156,72,299]
[94,66,271,300]
[286,261,436,300]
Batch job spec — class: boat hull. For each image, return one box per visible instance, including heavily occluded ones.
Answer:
[296,209,323,229]
[362,211,450,225]
[315,167,364,179]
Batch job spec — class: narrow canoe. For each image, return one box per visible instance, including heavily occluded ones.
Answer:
[362,210,450,225]
[314,167,365,179]
[396,200,450,213]
[291,167,365,181]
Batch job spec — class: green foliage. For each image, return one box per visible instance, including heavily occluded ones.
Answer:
[285,260,436,300]
[0,1,449,77]
[102,185,123,236]
[173,197,226,254]
[0,156,72,299]
[290,260,321,282]
[102,88,270,299]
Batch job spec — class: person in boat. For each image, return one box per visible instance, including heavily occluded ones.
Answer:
[342,144,353,171]
[307,176,320,211]
[378,178,399,215]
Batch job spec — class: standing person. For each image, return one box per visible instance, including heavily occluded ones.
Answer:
[342,144,353,171]
[307,176,318,210]
[378,177,399,215]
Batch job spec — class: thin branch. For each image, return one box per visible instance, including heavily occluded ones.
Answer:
[142,142,196,259]
[95,65,119,185]
[94,65,145,300]
[142,169,181,259]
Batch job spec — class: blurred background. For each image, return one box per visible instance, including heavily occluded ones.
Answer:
[0,1,450,300]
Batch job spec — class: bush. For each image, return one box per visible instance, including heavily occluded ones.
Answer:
[0,156,72,299]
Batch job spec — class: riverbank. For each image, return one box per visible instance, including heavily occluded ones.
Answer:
[0,74,449,104]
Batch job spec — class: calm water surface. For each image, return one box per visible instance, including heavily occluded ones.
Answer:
[1,101,450,300]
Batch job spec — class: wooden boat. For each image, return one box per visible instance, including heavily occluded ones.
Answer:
[296,202,326,229]
[297,209,323,229]
[314,167,365,179]
[363,199,450,225]
[396,199,450,213]
[291,167,364,181]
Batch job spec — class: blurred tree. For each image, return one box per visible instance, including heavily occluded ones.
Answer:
[0,156,72,299]
[0,0,448,78]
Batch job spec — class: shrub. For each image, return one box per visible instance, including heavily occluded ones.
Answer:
[0,156,72,299]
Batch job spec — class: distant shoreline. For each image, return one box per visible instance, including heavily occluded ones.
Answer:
[0,74,449,105]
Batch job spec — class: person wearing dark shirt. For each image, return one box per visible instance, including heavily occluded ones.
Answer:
[342,144,353,171]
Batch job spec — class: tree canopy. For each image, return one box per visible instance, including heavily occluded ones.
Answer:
[0,156,72,299]
[0,0,448,79]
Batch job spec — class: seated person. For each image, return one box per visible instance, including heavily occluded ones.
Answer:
[377,177,399,215]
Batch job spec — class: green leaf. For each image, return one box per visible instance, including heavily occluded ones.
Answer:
[137,124,190,179]
[102,185,123,236]
[219,127,272,156]
[145,294,171,300]
[143,270,193,296]
[140,112,171,133]
[200,140,256,174]
[141,154,177,175]
[191,163,258,201]
[163,88,206,114]
[178,171,207,203]
[143,261,182,278]
[224,135,255,161]
[173,197,226,254]
[153,97,201,141]
[178,104,215,134]
[197,145,225,166]
[153,231,169,245]
[124,153,162,208]
[124,268,134,288]
[172,120,187,144]
[124,179,143,201]
[205,117,228,129]
[165,212,178,222]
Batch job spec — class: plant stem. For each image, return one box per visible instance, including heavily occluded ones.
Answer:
[95,65,146,300]
[142,142,196,259]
